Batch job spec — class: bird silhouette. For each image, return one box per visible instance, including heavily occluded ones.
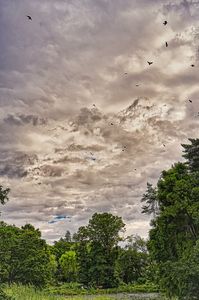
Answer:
[189,100,193,103]
[163,144,166,147]
[124,73,128,75]
[165,42,168,47]
[147,61,153,65]
[110,123,114,125]
[136,84,139,87]
[26,15,32,20]
[163,21,167,25]
[191,64,195,67]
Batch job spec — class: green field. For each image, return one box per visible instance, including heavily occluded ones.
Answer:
[3,285,167,300]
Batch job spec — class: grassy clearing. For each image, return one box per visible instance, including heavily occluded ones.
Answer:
[3,284,167,300]
[2,283,118,300]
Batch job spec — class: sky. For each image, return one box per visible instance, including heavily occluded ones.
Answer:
[0,0,199,243]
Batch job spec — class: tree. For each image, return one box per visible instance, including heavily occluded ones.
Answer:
[182,138,199,172]
[0,186,10,207]
[0,223,54,287]
[75,213,125,288]
[143,142,199,298]
[59,250,78,282]
[64,230,72,242]
[141,183,158,217]
[87,213,125,248]
[116,235,149,284]
[0,186,13,299]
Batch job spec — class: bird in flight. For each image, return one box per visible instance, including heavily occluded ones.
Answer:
[163,144,166,147]
[147,61,153,65]
[110,123,114,125]
[26,15,32,20]
[136,84,139,87]
[163,21,167,25]
[124,73,128,75]
[188,99,193,103]
[191,64,195,67]
[165,42,168,47]
[93,104,96,107]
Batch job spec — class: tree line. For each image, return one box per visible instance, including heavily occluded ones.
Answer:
[0,138,198,300]
[0,212,149,289]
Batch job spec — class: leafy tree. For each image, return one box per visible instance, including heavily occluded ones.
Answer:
[116,235,149,284]
[59,250,78,282]
[75,213,125,288]
[52,234,75,282]
[87,213,125,249]
[0,223,54,287]
[53,239,71,260]
[143,140,199,298]
[74,230,91,286]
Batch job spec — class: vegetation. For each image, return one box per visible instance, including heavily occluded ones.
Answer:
[141,138,199,299]
[0,138,199,300]
[2,284,163,300]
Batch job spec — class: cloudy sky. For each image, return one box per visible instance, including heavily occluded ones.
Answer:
[0,0,199,243]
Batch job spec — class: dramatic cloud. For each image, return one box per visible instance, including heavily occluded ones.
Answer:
[0,0,199,243]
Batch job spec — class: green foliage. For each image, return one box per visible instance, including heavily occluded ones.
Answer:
[75,240,91,286]
[0,186,10,207]
[0,223,54,287]
[45,282,159,296]
[52,238,72,260]
[59,250,78,282]
[116,236,149,284]
[3,284,162,300]
[75,213,125,288]
[141,183,158,216]
[0,288,13,300]
[182,138,199,172]
[143,139,199,299]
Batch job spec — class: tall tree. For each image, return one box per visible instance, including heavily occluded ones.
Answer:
[141,183,158,216]
[182,138,199,172]
[143,142,199,298]
[75,213,125,288]
[64,230,72,242]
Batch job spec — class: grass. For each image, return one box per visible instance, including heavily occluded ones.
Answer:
[2,284,167,300]
[45,282,159,296]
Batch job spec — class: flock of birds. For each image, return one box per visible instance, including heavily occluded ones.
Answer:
[25,16,198,224]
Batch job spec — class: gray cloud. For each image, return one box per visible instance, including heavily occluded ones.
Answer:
[0,0,199,242]
[3,114,47,126]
